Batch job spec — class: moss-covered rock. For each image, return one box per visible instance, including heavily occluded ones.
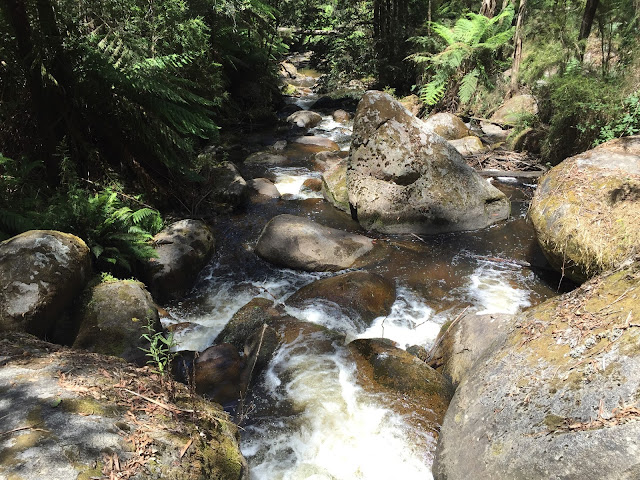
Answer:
[0,230,91,340]
[146,220,215,301]
[490,94,538,124]
[321,159,350,212]
[428,313,515,387]
[348,91,510,234]
[529,136,640,282]
[0,333,248,480]
[73,279,160,365]
[434,261,640,479]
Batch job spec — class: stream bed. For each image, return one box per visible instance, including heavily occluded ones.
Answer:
[164,62,566,479]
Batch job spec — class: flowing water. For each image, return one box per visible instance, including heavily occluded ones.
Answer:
[164,64,567,479]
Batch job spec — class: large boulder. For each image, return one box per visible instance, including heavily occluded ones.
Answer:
[194,343,246,404]
[255,214,374,271]
[433,262,640,480]
[347,91,510,234]
[349,338,454,460]
[0,333,248,480]
[490,93,538,124]
[428,313,515,387]
[249,178,281,199]
[321,159,350,212]
[287,271,396,324]
[529,136,640,282]
[0,230,91,339]
[287,110,323,129]
[423,112,470,140]
[73,279,161,365]
[146,219,215,300]
[449,135,486,156]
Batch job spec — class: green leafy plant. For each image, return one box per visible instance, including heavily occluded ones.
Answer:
[140,320,176,377]
[409,5,515,108]
[597,91,640,144]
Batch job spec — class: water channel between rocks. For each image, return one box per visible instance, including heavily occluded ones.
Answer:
[164,65,566,480]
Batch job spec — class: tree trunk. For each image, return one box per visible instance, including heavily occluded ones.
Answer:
[480,0,497,18]
[510,0,527,95]
[578,0,599,59]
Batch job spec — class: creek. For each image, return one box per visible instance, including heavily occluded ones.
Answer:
[165,58,566,479]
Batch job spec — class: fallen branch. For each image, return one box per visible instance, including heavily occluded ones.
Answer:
[119,388,194,414]
[477,169,545,179]
[0,425,49,436]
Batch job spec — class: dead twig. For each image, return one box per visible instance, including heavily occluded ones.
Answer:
[119,388,194,414]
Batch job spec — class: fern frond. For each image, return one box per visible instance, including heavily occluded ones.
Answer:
[431,22,456,45]
[459,69,480,104]
[419,78,447,106]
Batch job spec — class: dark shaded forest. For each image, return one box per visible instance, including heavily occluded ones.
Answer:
[1,0,639,275]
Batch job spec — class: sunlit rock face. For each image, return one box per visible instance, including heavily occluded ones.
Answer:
[347,91,510,234]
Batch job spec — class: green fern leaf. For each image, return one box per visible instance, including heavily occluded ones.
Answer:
[459,69,480,104]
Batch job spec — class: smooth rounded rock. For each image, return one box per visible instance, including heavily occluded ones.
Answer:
[434,263,640,480]
[490,93,538,124]
[0,230,91,339]
[73,279,161,365]
[423,112,470,140]
[287,110,323,129]
[249,178,281,198]
[146,219,215,300]
[448,135,486,156]
[332,109,351,123]
[245,151,290,166]
[292,135,340,151]
[255,214,374,272]
[529,136,640,282]
[287,271,396,324]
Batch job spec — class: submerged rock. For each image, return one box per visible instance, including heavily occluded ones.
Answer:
[73,279,161,366]
[287,271,396,324]
[348,91,510,234]
[255,214,374,271]
[434,262,640,479]
[146,219,215,300]
[0,333,248,480]
[245,151,289,166]
[0,230,91,339]
[348,338,454,460]
[423,112,470,140]
[428,313,515,387]
[529,136,640,282]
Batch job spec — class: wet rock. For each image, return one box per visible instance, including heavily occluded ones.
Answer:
[287,110,323,129]
[428,313,515,387]
[423,112,470,140]
[322,160,350,212]
[529,136,640,282]
[278,104,303,117]
[434,262,640,479]
[245,150,289,166]
[348,91,510,234]
[332,109,351,123]
[146,219,215,300]
[255,214,374,272]
[194,343,245,404]
[216,297,286,351]
[287,271,395,324]
[0,230,91,340]
[249,178,281,198]
[349,338,454,450]
[0,333,248,480]
[490,93,538,124]
[449,135,486,156]
[73,279,161,365]
[301,177,323,193]
[292,135,341,152]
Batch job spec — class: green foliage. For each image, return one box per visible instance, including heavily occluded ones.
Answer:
[140,320,176,377]
[409,5,515,109]
[597,91,640,144]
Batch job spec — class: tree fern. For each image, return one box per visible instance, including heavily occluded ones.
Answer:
[410,5,515,109]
